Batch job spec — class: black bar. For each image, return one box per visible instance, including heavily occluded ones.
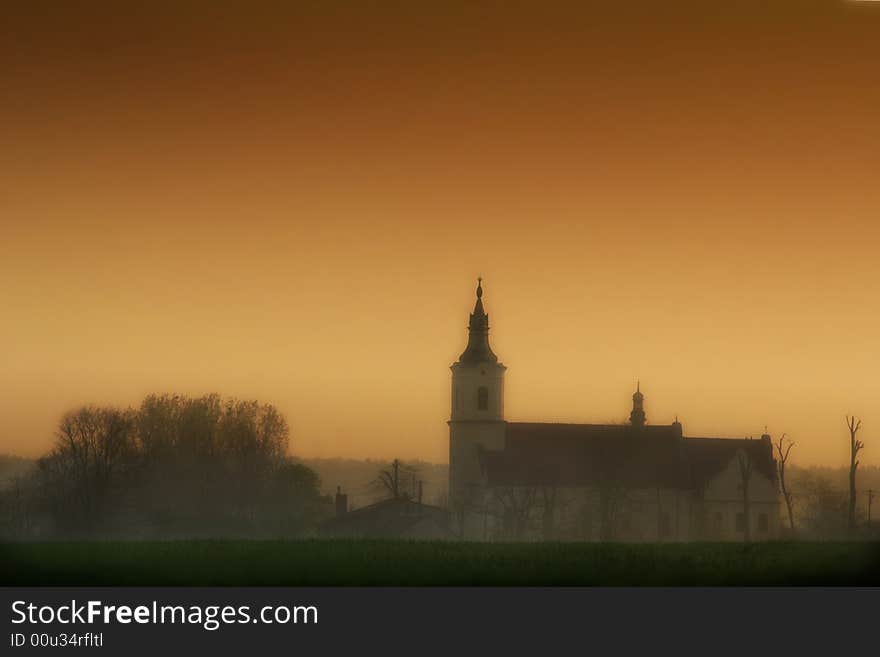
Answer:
[1,587,876,655]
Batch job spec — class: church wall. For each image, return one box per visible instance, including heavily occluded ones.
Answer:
[465,477,782,543]
[449,422,506,500]
[477,484,697,543]
[474,469,782,543]
[695,499,780,541]
[697,451,781,541]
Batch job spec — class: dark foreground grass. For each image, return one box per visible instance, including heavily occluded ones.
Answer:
[2,540,879,586]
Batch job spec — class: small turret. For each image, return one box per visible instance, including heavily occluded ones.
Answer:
[630,381,646,428]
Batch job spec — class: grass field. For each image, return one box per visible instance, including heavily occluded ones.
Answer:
[2,540,879,586]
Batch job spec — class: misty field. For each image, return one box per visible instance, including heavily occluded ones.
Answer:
[2,540,880,586]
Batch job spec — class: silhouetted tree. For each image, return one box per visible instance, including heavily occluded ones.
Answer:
[3,393,325,539]
[774,434,796,532]
[219,397,289,522]
[129,394,290,533]
[47,406,135,531]
[134,393,223,526]
[264,459,330,535]
[846,415,864,532]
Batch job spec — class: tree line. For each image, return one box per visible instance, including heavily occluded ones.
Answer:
[0,394,330,539]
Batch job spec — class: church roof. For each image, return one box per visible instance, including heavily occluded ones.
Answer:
[480,423,777,492]
[482,422,690,489]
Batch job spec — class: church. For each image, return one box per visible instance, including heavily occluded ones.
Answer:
[448,280,781,542]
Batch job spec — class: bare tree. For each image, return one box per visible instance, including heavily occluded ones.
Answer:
[774,434,796,532]
[539,485,559,540]
[372,459,419,501]
[846,415,864,532]
[375,459,401,500]
[219,398,290,522]
[597,482,629,542]
[737,451,752,542]
[493,486,538,539]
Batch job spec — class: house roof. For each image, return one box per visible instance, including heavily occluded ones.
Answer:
[480,422,777,492]
[321,497,451,538]
[683,436,777,489]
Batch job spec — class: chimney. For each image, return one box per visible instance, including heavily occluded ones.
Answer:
[335,485,348,518]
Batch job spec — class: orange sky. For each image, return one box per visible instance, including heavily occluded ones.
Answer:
[2,1,880,466]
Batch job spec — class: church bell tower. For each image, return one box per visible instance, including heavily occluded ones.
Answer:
[448,279,507,525]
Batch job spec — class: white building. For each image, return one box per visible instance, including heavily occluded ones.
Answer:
[448,280,781,542]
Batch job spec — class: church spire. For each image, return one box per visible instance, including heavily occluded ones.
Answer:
[458,277,498,365]
[630,381,646,428]
[473,276,485,314]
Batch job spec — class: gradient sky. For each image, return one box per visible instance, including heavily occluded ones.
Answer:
[2,1,879,466]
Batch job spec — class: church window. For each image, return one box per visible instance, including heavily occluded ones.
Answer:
[735,512,745,532]
[477,386,489,410]
[758,513,769,533]
[712,512,723,532]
